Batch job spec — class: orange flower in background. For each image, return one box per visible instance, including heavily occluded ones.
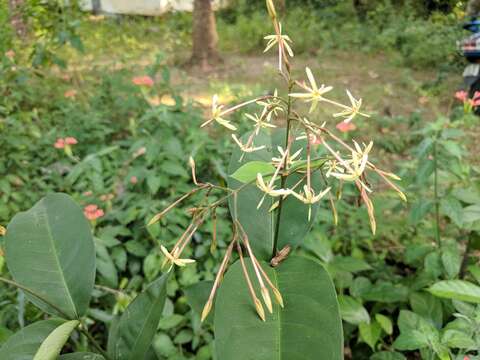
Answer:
[336,121,357,133]
[84,204,104,221]
[54,138,66,149]
[130,176,138,184]
[132,75,154,87]
[64,89,77,98]
[5,50,15,60]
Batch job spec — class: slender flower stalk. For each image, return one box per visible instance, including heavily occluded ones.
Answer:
[201,239,236,322]
[236,241,266,321]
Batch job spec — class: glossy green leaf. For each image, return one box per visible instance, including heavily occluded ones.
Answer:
[230,161,275,183]
[59,353,105,360]
[359,321,381,350]
[5,193,95,318]
[33,320,79,360]
[228,130,322,260]
[214,256,343,359]
[0,319,65,360]
[338,295,370,325]
[375,314,393,335]
[428,280,480,303]
[109,274,169,360]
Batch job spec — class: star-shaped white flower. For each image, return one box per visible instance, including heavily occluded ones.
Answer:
[161,245,195,272]
[291,185,331,220]
[329,141,373,189]
[271,146,302,168]
[264,23,294,58]
[245,113,276,135]
[333,90,370,123]
[201,94,237,131]
[289,67,333,113]
[232,134,266,153]
[256,173,291,209]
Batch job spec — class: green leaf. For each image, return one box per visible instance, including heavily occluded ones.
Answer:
[428,280,480,303]
[409,292,443,328]
[393,311,439,351]
[375,314,393,335]
[184,281,214,324]
[441,329,476,349]
[362,282,409,303]
[230,161,275,183]
[95,239,118,288]
[0,319,66,359]
[227,130,323,260]
[109,274,169,360]
[393,332,429,351]
[370,351,406,360]
[463,204,480,224]
[214,256,343,359]
[440,197,463,227]
[59,353,105,360]
[338,295,370,325]
[359,321,381,350]
[330,256,371,273]
[441,245,462,279]
[5,193,96,319]
[33,320,79,360]
[408,200,433,225]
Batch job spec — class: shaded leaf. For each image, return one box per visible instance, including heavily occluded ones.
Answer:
[109,274,169,360]
[5,193,95,318]
[214,256,343,359]
[184,281,214,324]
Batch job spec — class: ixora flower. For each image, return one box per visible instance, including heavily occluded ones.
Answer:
[201,94,237,131]
[54,138,66,149]
[455,90,468,102]
[132,75,154,87]
[65,137,78,145]
[64,89,77,98]
[264,23,294,58]
[291,185,331,220]
[336,121,357,133]
[160,245,195,271]
[83,204,104,221]
[54,137,78,150]
[333,90,370,123]
[289,67,333,113]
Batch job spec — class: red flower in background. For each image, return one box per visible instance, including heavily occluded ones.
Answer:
[132,75,154,87]
[336,121,357,133]
[84,204,104,221]
[64,89,77,98]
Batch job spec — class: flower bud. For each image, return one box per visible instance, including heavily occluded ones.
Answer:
[261,287,273,313]
[255,298,266,321]
[272,287,284,308]
[201,299,213,322]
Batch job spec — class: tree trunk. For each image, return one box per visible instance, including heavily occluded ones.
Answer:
[190,0,221,69]
[352,0,369,22]
[9,0,27,38]
[467,0,480,16]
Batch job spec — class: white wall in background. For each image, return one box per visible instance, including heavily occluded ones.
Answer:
[79,0,226,15]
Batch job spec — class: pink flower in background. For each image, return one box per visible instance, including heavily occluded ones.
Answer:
[54,138,66,149]
[5,50,15,60]
[65,137,78,145]
[130,176,138,184]
[464,357,470,360]
[132,75,154,87]
[455,90,468,102]
[64,89,77,98]
[83,191,93,196]
[336,121,357,133]
[84,204,104,221]
[308,133,322,146]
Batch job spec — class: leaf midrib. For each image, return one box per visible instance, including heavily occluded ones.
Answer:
[42,202,78,319]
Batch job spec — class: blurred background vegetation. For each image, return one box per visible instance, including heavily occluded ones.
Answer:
[1,0,480,359]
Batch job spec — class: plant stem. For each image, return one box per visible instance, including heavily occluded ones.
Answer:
[460,231,474,278]
[433,140,441,247]
[79,324,112,360]
[272,81,294,259]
